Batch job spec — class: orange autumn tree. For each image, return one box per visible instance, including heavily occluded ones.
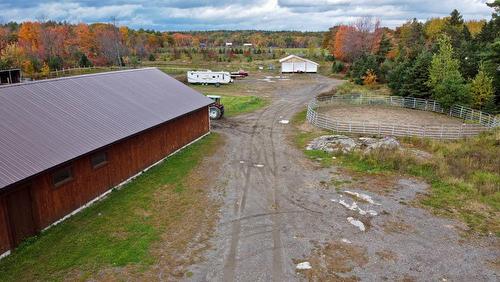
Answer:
[18,22,42,56]
[333,25,355,61]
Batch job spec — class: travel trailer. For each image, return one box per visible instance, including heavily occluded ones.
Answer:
[187,70,233,85]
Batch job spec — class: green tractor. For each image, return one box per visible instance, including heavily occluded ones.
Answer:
[207,95,225,120]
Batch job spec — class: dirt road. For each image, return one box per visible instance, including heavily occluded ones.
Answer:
[188,75,499,281]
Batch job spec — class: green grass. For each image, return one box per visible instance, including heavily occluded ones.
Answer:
[197,92,268,117]
[0,133,220,281]
[291,108,500,236]
[220,95,268,117]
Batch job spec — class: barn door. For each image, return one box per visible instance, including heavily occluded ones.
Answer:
[5,186,36,247]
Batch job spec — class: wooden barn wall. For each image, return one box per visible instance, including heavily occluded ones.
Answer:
[0,200,11,254]
[0,107,209,252]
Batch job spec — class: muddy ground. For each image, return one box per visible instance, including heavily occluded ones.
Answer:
[187,75,499,281]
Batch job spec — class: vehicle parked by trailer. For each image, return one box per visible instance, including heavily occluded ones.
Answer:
[230,70,249,79]
[187,70,233,86]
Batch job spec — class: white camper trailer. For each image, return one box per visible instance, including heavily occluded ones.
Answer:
[187,70,233,85]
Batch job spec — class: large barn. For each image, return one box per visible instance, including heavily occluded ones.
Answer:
[0,68,212,256]
[279,55,319,73]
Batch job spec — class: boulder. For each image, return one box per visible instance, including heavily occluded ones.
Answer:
[306,135,400,153]
[362,136,400,151]
[306,135,357,153]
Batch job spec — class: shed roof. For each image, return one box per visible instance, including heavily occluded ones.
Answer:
[279,55,319,65]
[0,68,212,189]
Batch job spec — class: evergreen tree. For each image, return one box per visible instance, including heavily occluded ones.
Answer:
[428,35,470,108]
[376,33,392,63]
[48,56,63,70]
[397,18,425,59]
[449,9,464,26]
[470,63,495,110]
[481,39,500,109]
[401,51,433,98]
[349,54,379,85]
[444,9,465,49]
[388,59,411,96]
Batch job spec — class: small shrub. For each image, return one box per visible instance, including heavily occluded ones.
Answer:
[362,69,377,86]
[331,61,344,73]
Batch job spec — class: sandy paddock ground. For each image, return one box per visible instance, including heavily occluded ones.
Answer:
[318,104,465,126]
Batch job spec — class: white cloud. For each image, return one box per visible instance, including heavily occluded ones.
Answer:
[0,0,494,31]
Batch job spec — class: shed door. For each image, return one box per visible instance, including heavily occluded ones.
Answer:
[6,186,36,247]
[295,62,306,72]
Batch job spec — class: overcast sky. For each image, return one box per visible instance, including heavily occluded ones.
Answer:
[0,0,495,31]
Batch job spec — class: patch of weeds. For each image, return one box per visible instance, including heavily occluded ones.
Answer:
[331,179,352,187]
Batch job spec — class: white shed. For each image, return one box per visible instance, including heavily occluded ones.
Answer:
[279,55,319,73]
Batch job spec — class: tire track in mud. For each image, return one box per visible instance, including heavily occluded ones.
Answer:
[222,103,275,281]
[219,77,340,281]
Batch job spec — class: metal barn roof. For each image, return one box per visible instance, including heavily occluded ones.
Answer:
[0,68,212,189]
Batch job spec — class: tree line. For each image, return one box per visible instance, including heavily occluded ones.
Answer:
[324,2,499,113]
[0,22,323,75]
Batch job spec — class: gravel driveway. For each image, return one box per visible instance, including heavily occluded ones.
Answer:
[187,75,499,281]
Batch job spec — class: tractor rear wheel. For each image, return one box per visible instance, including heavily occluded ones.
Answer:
[209,106,222,120]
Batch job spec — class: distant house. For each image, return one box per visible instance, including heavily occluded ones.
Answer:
[243,43,253,47]
[0,68,212,256]
[225,42,233,47]
[279,55,319,73]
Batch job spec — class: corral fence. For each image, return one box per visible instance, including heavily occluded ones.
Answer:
[307,94,499,140]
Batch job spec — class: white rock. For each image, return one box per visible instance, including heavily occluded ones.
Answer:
[347,217,366,231]
[279,120,289,124]
[296,261,312,270]
[339,199,358,211]
[254,164,264,168]
[341,238,352,244]
[343,191,380,205]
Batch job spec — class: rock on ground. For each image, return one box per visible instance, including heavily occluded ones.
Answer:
[306,135,400,153]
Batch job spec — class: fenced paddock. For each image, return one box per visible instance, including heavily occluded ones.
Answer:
[307,94,499,140]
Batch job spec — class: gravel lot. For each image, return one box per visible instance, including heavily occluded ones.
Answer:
[187,76,499,281]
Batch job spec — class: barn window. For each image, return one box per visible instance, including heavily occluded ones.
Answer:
[91,151,108,168]
[52,166,73,187]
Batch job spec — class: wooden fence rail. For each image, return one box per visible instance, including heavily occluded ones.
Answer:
[307,95,497,140]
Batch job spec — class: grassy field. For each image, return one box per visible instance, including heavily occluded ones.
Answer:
[0,134,221,281]
[200,90,269,117]
[217,95,268,117]
[189,83,269,117]
[291,110,500,236]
